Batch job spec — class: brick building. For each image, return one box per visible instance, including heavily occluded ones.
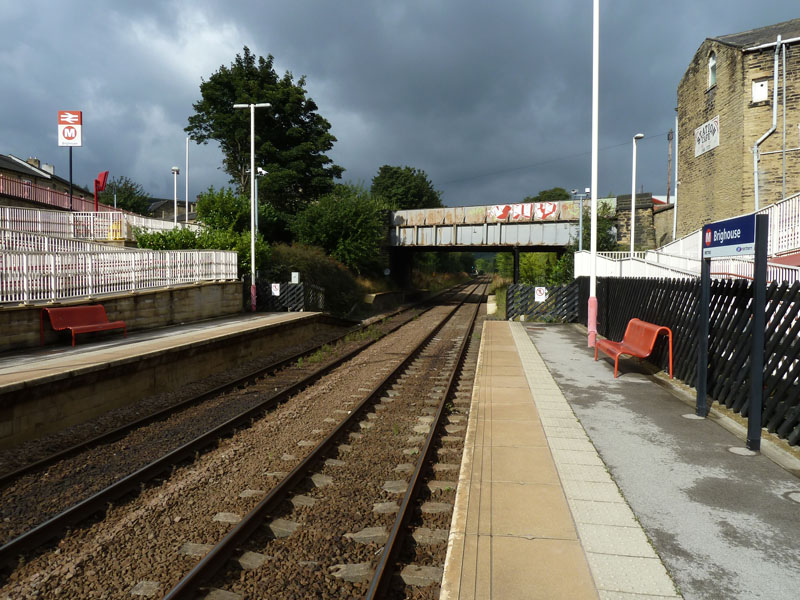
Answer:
[0,153,90,208]
[676,18,800,237]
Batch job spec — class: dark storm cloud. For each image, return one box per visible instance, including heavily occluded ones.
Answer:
[1,0,798,206]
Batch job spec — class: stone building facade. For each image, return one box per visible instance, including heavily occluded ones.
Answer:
[676,18,800,238]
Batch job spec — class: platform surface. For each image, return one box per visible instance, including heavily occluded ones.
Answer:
[0,311,317,392]
[441,321,800,600]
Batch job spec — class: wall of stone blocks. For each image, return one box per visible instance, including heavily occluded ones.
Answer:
[614,196,657,250]
[677,40,746,237]
[1,281,243,353]
[652,205,675,248]
[742,45,800,209]
[677,40,800,238]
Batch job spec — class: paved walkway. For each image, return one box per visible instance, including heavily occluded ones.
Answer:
[442,320,800,599]
[0,312,317,393]
[441,321,679,599]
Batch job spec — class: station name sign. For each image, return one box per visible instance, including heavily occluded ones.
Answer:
[702,214,755,258]
[58,110,83,147]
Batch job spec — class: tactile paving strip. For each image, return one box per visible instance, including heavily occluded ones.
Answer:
[510,323,682,599]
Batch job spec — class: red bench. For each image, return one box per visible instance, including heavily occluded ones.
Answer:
[41,305,127,346]
[594,318,673,379]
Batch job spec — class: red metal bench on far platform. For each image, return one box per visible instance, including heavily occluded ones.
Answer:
[594,318,673,378]
[41,305,127,346]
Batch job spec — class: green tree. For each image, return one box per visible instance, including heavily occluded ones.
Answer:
[548,204,618,286]
[371,165,443,210]
[185,46,344,215]
[195,187,249,232]
[522,187,571,204]
[291,184,388,275]
[474,256,495,274]
[97,176,151,215]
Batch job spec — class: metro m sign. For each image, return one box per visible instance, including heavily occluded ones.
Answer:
[58,111,83,147]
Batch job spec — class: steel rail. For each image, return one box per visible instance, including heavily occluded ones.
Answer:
[366,282,486,598]
[0,287,459,486]
[161,281,485,600]
[0,286,468,566]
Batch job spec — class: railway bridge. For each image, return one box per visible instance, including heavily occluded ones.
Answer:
[388,200,581,282]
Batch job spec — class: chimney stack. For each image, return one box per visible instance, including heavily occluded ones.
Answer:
[26,157,41,169]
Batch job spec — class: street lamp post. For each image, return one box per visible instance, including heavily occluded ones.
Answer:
[588,0,600,348]
[233,102,271,312]
[572,187,590,251]
[185,137,190,223]
[171,166,180,226]
[630,133,644,255]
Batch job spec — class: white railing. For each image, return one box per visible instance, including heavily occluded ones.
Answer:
[710,257,800,283]
[574,251,698,279]
[0,206,201,242]
[0,250,238,304]
[575,250,800,284]
[657,230,701,258]
[658,194,800,260]
[1,228,134,253]
[759,192,800,256]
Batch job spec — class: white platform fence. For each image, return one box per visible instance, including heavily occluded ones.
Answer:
[575,192,800,283]
[574,251,800,284]
[0,205,201,242]
[1,249,238,304]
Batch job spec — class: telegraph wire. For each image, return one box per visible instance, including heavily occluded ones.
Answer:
[439,131,669,186]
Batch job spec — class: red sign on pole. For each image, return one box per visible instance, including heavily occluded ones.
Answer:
[58,111,83,147]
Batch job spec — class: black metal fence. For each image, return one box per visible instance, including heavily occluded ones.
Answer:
[510,277,800,445]
[507,280,582,322]
[246,279,326,313]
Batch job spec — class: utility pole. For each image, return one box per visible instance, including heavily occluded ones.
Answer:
[666,129,673,205]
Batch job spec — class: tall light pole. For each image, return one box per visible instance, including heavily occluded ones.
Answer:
[185,137,190,223]
[171,166,180,226]
[588,0,600,348]
[630,133,644,255]
[233,101,271,312]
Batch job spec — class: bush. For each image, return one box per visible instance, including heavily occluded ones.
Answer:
[134,227,270,279]
[291,184,389,276]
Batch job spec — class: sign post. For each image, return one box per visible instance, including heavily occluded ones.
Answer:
[58,111,82,211]
[698,213,767,450]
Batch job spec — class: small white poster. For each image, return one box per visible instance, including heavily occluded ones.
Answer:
[534,287,547,303]
[271,283,281,296]
[291,271,300,284]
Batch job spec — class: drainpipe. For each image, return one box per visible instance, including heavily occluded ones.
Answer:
[753,35,781,211]
[673,110,679,240]
[782,43,787,200]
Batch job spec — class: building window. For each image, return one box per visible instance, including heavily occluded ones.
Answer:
[708,52,717,87]
[752,78,769,103]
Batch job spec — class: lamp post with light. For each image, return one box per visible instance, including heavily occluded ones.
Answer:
[171,166,180,226]
[233,102,271,312]
[630,133,644,255]
[588,0,600,347]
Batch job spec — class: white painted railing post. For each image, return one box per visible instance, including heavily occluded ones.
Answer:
[87,254,94,297]
[48,254,55,301]
[22,254,29,303]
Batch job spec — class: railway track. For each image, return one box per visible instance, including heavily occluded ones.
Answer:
[163,281,486,599]
[0,281,485,598]
[0,286,467,563]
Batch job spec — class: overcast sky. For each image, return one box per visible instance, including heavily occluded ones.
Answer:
[1,1,798,207]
